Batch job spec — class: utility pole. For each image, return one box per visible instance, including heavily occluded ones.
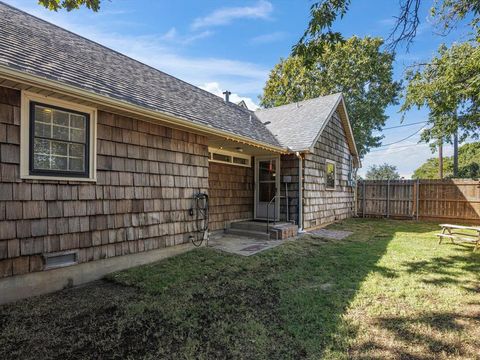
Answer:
[453,130,458,178]
[439,141,443,179]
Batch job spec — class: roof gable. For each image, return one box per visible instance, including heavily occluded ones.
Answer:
[255,94,359,161]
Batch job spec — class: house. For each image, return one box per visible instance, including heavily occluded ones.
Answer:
[0,3,359,303]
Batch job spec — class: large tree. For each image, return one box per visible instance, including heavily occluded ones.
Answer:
[365,163,401,180]
[261,36,401,157]
[412,142,480,179]
[402,42,480,145]
[294,0,480,59]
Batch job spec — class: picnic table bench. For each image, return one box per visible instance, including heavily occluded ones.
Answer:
[437,224,480,252]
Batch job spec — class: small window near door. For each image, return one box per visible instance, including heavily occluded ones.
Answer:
[326,160,336,190]
[208,147,251,167]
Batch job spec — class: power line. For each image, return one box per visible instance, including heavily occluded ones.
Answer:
[377,126,425,147]
[381,120,428,130]
[370,142,425,152]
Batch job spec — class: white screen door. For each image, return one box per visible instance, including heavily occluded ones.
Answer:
[255,157,280,220]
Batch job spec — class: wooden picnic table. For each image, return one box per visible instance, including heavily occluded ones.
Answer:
[437,224,480,252]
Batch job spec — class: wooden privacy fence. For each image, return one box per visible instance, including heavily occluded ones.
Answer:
[357,179,480,223]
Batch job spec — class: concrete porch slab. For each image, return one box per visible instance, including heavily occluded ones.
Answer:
[208,234,292,256]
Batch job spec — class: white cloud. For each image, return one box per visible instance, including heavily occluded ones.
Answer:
[250,31,286,44]
[200,82,259,110]
[191,0,273,30]
[160,27,214,45]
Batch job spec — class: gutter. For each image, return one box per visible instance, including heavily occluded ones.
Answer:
[0,65,287,154]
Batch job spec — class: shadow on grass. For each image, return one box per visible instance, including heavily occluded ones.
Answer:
[0,219,443,359]
[403,251,480,293]
[353,310,480,360]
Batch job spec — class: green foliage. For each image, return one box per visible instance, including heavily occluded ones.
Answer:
[298,1,480,56]
[402,42,480,145]
[431,0,480,38]
[38,0,100,11]
[412,142,480,179]
[292,0,350,62]
[365,163,401,180]
[261,36,401,157]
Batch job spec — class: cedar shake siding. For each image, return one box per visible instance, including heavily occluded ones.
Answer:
[0,87,209,278]
[303,112,355,229]
[279,154,299,224]
[208,161,254,231]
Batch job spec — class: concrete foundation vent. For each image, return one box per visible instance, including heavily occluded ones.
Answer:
[44,251,78,270]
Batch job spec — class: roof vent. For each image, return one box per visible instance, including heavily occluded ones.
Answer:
[223,90,231,103]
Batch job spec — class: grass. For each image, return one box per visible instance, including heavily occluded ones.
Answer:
[0,219,479,359]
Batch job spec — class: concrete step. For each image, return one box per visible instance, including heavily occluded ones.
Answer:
[226,228,271,240]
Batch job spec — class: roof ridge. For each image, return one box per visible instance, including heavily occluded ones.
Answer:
[255,92,342,113]
[0,1,252,113]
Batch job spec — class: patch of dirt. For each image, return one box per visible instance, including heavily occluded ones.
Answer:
[0,276,307,360]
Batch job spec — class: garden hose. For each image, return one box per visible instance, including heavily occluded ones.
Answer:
[190,192,209,247]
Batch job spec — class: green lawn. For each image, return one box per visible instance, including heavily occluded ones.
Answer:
[1,219,479,359]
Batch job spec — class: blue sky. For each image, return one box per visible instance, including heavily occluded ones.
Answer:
[4,0,472,177]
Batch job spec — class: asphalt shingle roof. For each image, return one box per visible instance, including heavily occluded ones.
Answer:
[255,93,343,151]
[0,2,281,147]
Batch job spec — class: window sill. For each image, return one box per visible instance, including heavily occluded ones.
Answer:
[21,174,97,182]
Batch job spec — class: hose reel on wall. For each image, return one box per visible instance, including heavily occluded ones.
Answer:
[189,191,209,247]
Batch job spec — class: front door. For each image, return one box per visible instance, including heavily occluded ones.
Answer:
[255,156,280,220]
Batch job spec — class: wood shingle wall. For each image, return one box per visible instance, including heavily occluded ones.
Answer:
[0,87,208,278]
[208,161,253,231]
[280,154,299,224]
[303,112,355,229]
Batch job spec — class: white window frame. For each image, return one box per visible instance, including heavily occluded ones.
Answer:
[20,91,97,182]
[325,159,336,190]
[208,147,251,167]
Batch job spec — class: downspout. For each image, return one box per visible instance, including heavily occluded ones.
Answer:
[295,152,304,232]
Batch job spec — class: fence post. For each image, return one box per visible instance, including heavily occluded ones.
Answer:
[386,179,390,218]
[416,179,420,220]
[362,181,366,218]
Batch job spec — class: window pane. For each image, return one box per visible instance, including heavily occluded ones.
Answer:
[34,154,50,170]
[52,125,69,141]
[34,138,50,154]
[233,157,248,165]
[326,162,335,188]
[34,106,52,124]
[52,110,69,126]
[70,128,85,143]
[70,114,86,129]
[50,156,68,170]
[69,157,85,171]
[212,153,231,162]
[259,182,275,202]
[259,160,276,181]
[34,122,51,138]
[69,143,84,158]
[51,141,68,156]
